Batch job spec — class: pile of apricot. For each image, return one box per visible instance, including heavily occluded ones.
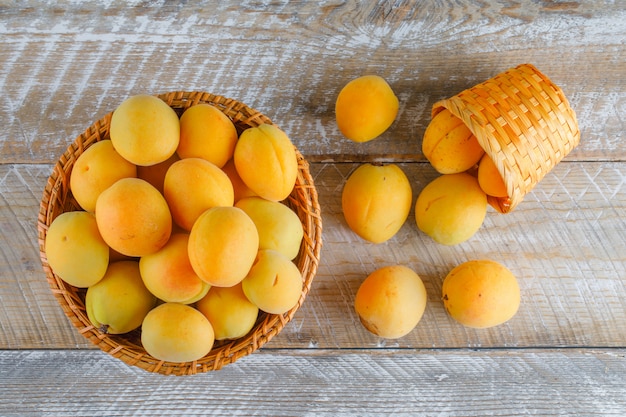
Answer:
[45,95,306,362]
[335,75,521,338]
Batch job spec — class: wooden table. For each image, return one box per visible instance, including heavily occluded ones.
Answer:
[2,2,625,415]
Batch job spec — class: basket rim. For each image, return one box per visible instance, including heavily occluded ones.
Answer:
[37,91,323,375]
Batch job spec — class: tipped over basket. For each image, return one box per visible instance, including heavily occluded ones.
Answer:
[432,63,580,213]
[37,91,323,375]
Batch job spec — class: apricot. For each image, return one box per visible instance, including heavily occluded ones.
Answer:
[196,283,259,341]
[442,259,520,328]
[415,173,487,246]
[341,163,412,243]
[141,302,215,363]
[242,249,302,315]
[234,124,298,202]
[95,177,172,257]
[477,154,508,198]
[354,265,427,339]
[109,94,180,166]
[163,157,234,231]
[235,196,304,260]
[335,75,399,143]
[177,103,238,168]
[422,108,485,174]
[221,158,257,203]
[188,206,259,287]
[70,140,137,213]
[136,152,180,195]
[45,211,109,288]
[139,233,210,304]
[85,261,157,334]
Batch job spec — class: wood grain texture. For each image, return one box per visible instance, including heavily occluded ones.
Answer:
[2,162,624,349]
[1,348,625,416]
[0,1,624,163]
[1,1,625,411]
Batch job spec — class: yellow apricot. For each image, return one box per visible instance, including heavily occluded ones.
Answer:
[109,94,180,166]
[188,206,259,287]
[177,103,238,168]
[95,178,172,257]
[196,283,259,341]
[163,158,234,231]
[221,158,257,203]
[85,261,157,334]
[415,173,487,246]
[241,249,302,315]
[136,152,180,195]
[139,233,210,304]
[233,124,298,202]
[354,265,427,339]
[141,302,215,363]
[45,211,109,288]
[235,196,304,260]
[442,259,520,329]
[70,140,137,213]
[335,75,399,143]
[341,163,412,243]
[422,108,485,174]
[477,154,508,198]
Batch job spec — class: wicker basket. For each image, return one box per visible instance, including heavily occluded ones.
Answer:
[432,63,580,213]
[37,91,323,375]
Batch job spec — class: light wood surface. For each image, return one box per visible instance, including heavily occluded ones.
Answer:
[1,1,625,415]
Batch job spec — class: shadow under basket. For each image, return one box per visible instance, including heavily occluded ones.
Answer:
[37,91,323,376]
[433,63,581,213]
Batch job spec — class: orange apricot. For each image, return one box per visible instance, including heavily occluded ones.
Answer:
[95,178,172,257]
[335,75,399,142]
[442,259,520,329]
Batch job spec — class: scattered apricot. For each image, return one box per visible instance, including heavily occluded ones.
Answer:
[354,265,427,339]
[442,259,520,328]
[415,173,487,246]
[335,75,399,142]
[341,163,412,243]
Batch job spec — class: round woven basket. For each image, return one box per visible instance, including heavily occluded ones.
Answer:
[37,91,323,375]
[432,63,580,213]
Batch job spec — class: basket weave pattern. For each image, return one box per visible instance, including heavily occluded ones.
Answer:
[37,91,323,375]
[433,63,580,213]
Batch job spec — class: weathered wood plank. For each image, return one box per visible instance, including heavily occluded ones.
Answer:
[1,348,625,416]
[1,162,624,349]
[0,1,624,163]
[1,1,624,413]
